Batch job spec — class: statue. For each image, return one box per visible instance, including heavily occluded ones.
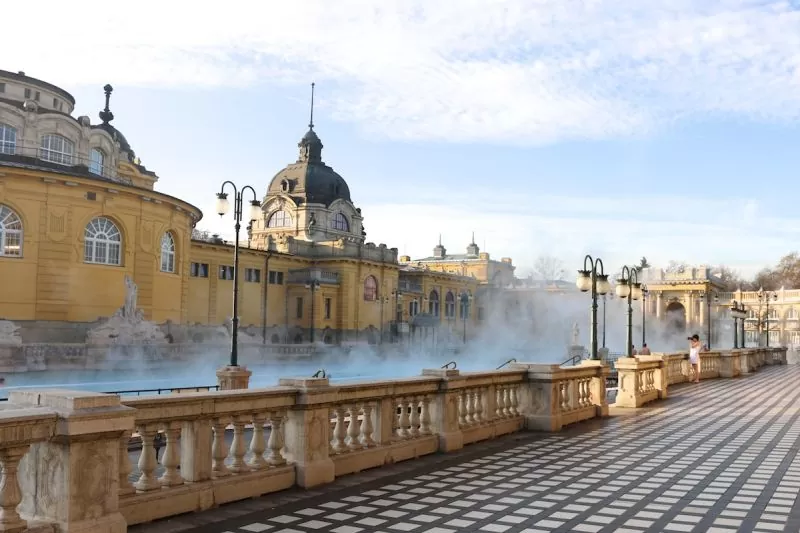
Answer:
[571,322,580,346]
[123,275,138,319]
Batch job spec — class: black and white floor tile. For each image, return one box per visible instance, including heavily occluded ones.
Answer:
[138,365,800,533]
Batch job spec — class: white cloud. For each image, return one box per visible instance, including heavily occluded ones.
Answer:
[5,0,800,144]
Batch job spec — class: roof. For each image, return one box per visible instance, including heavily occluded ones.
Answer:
[414,254,483,262]
[0,70,76,105]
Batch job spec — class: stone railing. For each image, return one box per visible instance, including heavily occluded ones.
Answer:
[0,362,608,532]
[614,347,787,408]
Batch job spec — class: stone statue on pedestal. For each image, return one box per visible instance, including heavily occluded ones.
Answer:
[571,322,580,346]
[87,275,166,345]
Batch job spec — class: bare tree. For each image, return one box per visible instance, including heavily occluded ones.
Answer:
[712,265,748,291]
[532,256,567,281]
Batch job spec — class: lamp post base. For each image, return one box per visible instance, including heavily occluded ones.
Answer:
[216,365,253,390]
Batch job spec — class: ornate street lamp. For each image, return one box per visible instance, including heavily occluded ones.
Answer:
[602,294,609,349]
[460,292,473,343]
[305,279,321,343]
[615,266,642,358]
[730,300,747,348]
[757,289,778,347]
[641,284,649,348]
[379,295,390,344]
[392,289,403,343]
[216,182,261,367]
[576,255,610,360]
[699,291,719,349]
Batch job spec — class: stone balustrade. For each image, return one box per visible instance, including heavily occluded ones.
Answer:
[614,347,787,409]
[0,349,788,533]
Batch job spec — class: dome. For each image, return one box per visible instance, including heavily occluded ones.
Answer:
[92,122,135,160]
[266,126,352,206]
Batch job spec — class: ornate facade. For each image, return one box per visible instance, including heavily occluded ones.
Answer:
[0,70,479,344]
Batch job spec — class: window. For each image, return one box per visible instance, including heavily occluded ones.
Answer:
[409,300,419,317]
[89,148,105,175]
[429,290,440,317]
[268,271,284,284]
[768,308,778,319]
[34,91,40,102]
[84,217,122,265]
[40,134,75,165]
[296,297,304,318]
[245,268,261,283]
[53,97,58,108]
[0,205,23,257]
[332,213,349,232]
[267,210,292,228]
[24,88,30,98]
[219,266,235,280]
[160,232,176,273]
[788,308,798,320]
[0,83,5,93]
[477,307,485,321]
[0,124,16,155]
[190,262,209,278]
[325,297,332,319]
[444,291,456,318]
[364,275,378,301]
[460,293,471,318]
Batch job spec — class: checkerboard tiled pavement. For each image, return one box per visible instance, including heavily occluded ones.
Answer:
[133,365,800,533]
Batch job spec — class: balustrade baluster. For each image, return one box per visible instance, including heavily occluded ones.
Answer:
[135,425,161,490]
[465,390,476,425]
[248,414,268,469]
[331,407,347,453]
[503,386,512,416]
[459,391,468,426]
[118,430,134,496]
[419,396,432,435]
[266,412,286,466]
[560,382,568,411]
[211,419,230,478]
[496,387,506,418]
[346,405,361,450]
[397,399,410,439]
[474,389,484,423]
[359,403,376,447]
[509,385,519,415]
[0,446,28,533]
[159,423,184,486]
[409,398,421,437]
[228,416,250,473]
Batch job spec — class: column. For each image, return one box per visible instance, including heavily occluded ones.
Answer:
[656,292,662,319]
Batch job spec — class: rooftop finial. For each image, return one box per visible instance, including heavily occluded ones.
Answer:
[471,231,475,244]
[438,234,442,246]
[99,84,114,124]
[309,82,315,130]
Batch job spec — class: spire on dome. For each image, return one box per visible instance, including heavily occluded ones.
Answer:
[298,82,324,163]
[433,235,446,259]
[467,231,480,256]
[99,84,114,124]
[309,82,315,130]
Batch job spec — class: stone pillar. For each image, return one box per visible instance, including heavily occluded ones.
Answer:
[509,363,563,432]
[10,390,135,533]
[739,350,752,374]
[422,369,463,452]
[579,359,610,416]
[719,351,741,378]
[656,292,662,319]
[278,377,336,488]
[636,355,668,399]
[216,365,252,390]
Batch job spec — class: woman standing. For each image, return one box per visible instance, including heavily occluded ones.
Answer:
[688,334,701,383]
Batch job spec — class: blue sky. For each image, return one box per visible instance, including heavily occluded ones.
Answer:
[5,0,800,279]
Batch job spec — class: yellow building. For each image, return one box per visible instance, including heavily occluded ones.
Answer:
[0,70,478,344]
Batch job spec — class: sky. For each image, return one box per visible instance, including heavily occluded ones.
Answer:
[4,0,800,279]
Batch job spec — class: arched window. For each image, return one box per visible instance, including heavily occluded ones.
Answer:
[460,291,472,318]
[40,134,75,165]
[267,210,292,228]
[160,232,176,273]
[332,213,349,232]
[0,124,17,155]
[788,308,798,320]
[84,217,122,265]
[364,275,378,301]
[429,290,440,317]
[409,300,419,317]
[89,148,105,175]
[445,291,456,318]
[0,205,23,257]
[768,308,778,319]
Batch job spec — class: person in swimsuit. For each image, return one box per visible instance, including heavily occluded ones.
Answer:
[688,334,701,383]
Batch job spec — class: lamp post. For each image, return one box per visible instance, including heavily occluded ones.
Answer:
[757,289,778,346]
[460,292,473,343]
[379,295,390,344]
[615,266,642,358]
[305,279,320,343]
[730,300,746,348]
[216,182,261,367]
[641,284,649,348]
[392,289,403,342]
[699,291,719,349]
[576,255,611,360]
[602,294,608,349]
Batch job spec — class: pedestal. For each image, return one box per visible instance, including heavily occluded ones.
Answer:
[216,366,252,390]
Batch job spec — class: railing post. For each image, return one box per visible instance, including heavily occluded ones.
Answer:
[10,390,135,533]
[613,357,640,407]
[637,355,668,399]
[279,377,336,488]
[579,359,610,416]
[422,369,464,452]
[509,363,563,432]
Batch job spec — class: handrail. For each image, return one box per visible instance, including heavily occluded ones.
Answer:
[441,361,457,369]
[312,369,327,378]
[1,385,220,401]
[496,358,517,369]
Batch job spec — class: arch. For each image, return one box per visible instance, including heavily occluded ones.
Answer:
[267,210,292,228]
[444,291,456,318]
[332,212,349,232]
[665,301,686,333]
[364,275,378,301]
[89,147,105,175]
[0,204,23,257]
[429,289,440,317]
[84,216,122,265]
[160,232,176,273]
[270,333,281,344]
[40,133,75,165]
[0,123,17,155]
